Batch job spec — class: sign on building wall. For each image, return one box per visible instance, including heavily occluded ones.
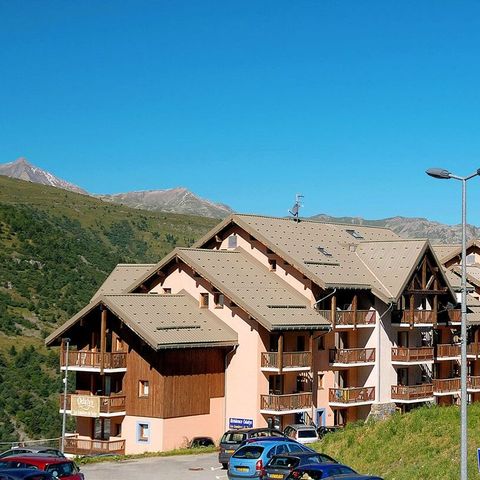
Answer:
[71,395,101,417]
[229,418,253,429]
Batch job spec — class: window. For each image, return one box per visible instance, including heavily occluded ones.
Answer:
[318,373,324,389]
[466,254,475,265]
[317,246,332,256]
[115,337,123,352]
[318,336,325,350]
[163,287,172,294]
[268,259,277,271]
[137,422,150,442]
[139,380,149,397]
[228,234,237,249]
[200,293,209,308]
[346,229,364,239]
[214,292,224,308]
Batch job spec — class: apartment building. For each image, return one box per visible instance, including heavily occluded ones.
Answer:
[46,214,480,455]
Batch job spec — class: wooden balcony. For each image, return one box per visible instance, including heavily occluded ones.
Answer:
[261,351,312,371]
[316,310,376,328]
[60,394,126,416]
[468,376,480,391]
[391,384,434,402]
[468,344,480,358]
[392,310,436,325]
[61,350,127,371]
[391,347,434,363]
[260,392,312,413]
[329,386,375,405]
[329,348,375,365]
[436,344,460,359]
[433,378,460,394]
[64,435,125,456]
[446,309,461,322]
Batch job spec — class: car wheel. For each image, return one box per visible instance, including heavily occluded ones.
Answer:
[222,463,228,469]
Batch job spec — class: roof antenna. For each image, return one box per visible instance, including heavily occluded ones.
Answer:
[288,194,304,222]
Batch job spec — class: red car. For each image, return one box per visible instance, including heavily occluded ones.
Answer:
[0,455,83,480]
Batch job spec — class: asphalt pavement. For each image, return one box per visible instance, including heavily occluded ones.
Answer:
[81,452,227,480]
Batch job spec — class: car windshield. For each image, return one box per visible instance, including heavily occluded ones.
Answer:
[232,446,264,459]
[297,430,317,438]
[221,432,247,444]
[45,462,78,477]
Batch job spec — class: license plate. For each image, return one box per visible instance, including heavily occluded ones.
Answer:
[226,449,235,453]
[236,467,248,472]
[270,475,283,479]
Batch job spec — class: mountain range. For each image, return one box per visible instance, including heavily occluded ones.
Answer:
[0,158,233,219]
[0,157,478,243]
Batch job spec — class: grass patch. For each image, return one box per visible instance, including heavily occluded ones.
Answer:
[311,403,480,480]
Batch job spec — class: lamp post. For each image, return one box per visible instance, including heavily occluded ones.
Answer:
[426,167,480,480]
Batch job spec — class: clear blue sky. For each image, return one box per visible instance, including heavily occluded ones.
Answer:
[2,1,480,224]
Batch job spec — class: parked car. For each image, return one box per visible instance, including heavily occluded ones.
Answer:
[283,425,319,444]
[316,426,341,439]
[0,456,83,480]
[219,428,285,468]
[264,452,338,480]
[0,449,64,460]
[189,436,215,448]
[285,463,383,479]
[0,469,54,480]
[227,440,314,479]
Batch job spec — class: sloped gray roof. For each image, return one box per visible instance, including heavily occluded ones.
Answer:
[176,248,330,330]
[194,214,454,303]
[91,264,156,301]
[46,291,238,349]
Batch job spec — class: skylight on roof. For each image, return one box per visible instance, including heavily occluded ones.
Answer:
[317,246,332,257]
[346,229,364,239]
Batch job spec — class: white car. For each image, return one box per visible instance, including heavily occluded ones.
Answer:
[283,424,319,444]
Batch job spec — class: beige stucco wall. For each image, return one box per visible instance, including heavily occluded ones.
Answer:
[122,416,164,454]
[152,265,269,430]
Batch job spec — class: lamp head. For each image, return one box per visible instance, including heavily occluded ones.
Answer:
[426,168,451,179]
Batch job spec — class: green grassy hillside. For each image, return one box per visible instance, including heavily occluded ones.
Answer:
[316,403,480,480]
[0,175,219,442]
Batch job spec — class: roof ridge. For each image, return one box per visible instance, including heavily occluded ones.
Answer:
[104,293,185,298]
[358,238,429,244]
[233,213,398,231]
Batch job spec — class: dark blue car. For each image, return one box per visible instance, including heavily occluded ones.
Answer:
[285,462,384,479]
[0,469,54,480]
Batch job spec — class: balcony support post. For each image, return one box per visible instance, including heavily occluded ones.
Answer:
[278,333,284,373]
[331,295,337,329]
[100,306,107,376]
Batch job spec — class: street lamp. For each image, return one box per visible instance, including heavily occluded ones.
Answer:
[426,167,480,480]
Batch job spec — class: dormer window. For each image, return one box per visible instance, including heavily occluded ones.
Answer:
[346,229,364,239]
[317,246,332,257]
[228,234,237,249]
[199,293,209,308]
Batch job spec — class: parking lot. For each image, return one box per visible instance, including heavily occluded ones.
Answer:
[81,452,227,480]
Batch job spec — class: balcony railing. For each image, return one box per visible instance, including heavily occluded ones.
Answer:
[391,347,434,362]
[329,348,375,365]
[62,350,127,370]
[64,435,125,456]
[436,344,460,358]
[392,310,436,325]
[468,344,480,358]
[316,310,376,327]
[391,384,433,401]
[260,392,312,412]
[261,351,312,370]
[60,394,126,415]
[329,386,375,404]
[433,378,460,393]
[468,376,480,390]
[446,309,462,322]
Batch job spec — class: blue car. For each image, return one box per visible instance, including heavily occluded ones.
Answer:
[0,469,54,480]
[285,462,384,479]
[227,440,313,479]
